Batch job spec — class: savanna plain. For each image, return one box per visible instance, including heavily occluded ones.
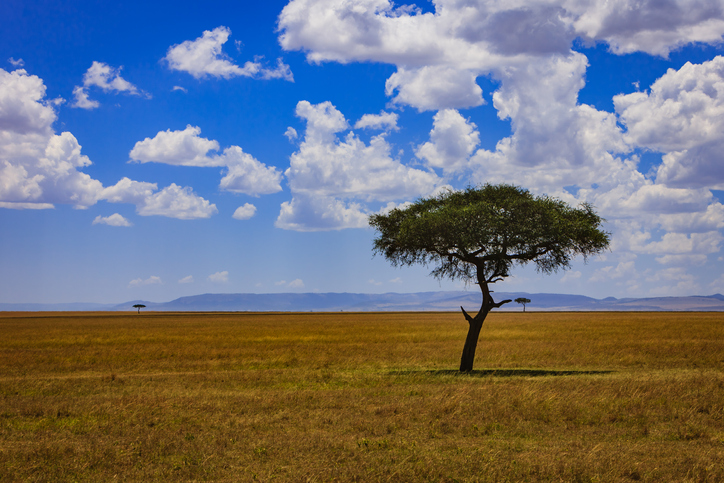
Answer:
[0,310,723,482]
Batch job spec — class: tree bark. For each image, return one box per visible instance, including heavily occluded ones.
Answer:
[459,273,511,372]
[459,305,488,372]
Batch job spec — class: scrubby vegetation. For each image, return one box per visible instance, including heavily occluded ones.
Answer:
[1,311,723,481]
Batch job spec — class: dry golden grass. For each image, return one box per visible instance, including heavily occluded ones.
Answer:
[1,311,723,482]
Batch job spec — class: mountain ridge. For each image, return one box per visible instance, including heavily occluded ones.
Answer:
[2,292,724,312]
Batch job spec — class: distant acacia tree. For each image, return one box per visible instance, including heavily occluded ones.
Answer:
[370,184,609,372]
[133,304,146,314]
[515,297,531,312]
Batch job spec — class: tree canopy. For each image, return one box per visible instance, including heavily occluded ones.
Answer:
[515,297,531,312]
[370,184,609,286]
[369,184,610,371]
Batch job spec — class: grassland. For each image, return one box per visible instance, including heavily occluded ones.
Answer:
[0,311,722,482]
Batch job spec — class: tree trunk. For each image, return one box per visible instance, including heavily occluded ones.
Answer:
[459,276,492,372]
[459,308,488,372]
[458,273,512,372]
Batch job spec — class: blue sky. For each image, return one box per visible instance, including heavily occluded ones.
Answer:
[3,0,724,304]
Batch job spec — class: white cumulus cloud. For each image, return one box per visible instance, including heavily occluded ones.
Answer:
[286,100,438,200]
[571,0,724,56]
[354,111,398,131]
[615,56,724,190]
[232,203,256,220]
[278,100,441,231]
[590,260,637,283]
[709,274,724,294]
[100,177,157,205]
[136,184,217,220]
[82,61,142,94]
[72,62,148,109]
[279,0,724,110]
[129,275,162,287]
[385,66,485,111]
[217,147,283,195]
[164,26,293,81]
[416,109,480,172]
[0,68,104,209]
[0,202,54,210]
[275,0,724,292]
[284,126,298,141]
[130,125,221,167]
[208,271,229,283]
[92,213,132,227]
[288,279,305,289]
[178,275,194,284]
[645,267,701,296]
[275,279,305,289]
[72,86,99,110]
[469,53,629,193]
[129,126,282,196]
[0,68,59,135]
[98,177,216,220]
[276,194,370,231]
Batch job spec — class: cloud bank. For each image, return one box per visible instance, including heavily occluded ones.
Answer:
[275,0,724,295]
[276,100,441,231]
[129,125,283,196]
[0,68,216,219]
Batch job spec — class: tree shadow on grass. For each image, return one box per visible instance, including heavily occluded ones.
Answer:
[388,368,615,378]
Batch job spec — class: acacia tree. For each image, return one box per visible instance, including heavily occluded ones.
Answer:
[133,304,146,314]
[515,297,531,312]
[369,184,609,372]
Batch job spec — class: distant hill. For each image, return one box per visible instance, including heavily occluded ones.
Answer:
[3,292,724,312]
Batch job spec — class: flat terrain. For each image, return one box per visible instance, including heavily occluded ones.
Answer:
[0,311,722,482]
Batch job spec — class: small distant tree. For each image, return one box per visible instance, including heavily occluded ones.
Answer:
[369,184,609,372]
[515,297,531,312]
[133,304,146,314]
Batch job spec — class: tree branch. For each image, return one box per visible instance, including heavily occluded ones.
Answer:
[470,247,486,257]
[477,243,555,264]
[492,299,512,309]
[460,306,475,324]
[433,247,463,262]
